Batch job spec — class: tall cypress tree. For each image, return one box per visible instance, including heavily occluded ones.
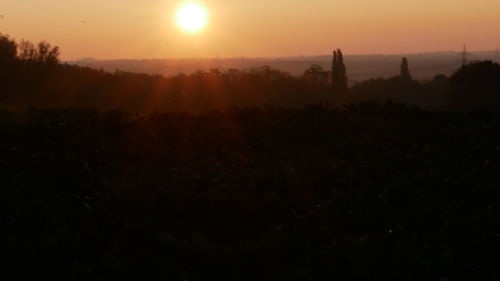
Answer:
[331,50,337,87]
[400,57,411,80]
[337,49,348,90]
[331,49,348,92]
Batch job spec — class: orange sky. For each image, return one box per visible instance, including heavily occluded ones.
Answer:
[1,0,499,60]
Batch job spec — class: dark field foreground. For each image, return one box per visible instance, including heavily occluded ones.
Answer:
[1,103,499,280]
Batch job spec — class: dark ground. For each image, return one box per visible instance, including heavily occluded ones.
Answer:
[1,102,499,280]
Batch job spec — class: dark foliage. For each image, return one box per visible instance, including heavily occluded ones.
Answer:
[351,76,425,106]
[447,61,500,110]
[1,103,499,280]
[0,34,17,66]
[302,64,330,85]
[1,33,500,280]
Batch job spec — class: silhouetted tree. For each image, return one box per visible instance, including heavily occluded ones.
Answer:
[448,60,500,110]
[37,41,60,65]
[303,64,329,85]
[18,40,35,62]
[331,49,348,92]
[0,34,18,102]
[400,57,411,80]
[0,34,17,65]
[18,39,59,65]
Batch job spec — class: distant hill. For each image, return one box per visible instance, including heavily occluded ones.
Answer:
[70,51,499,83]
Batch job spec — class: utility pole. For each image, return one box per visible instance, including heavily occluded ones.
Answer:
[459,45,471,66]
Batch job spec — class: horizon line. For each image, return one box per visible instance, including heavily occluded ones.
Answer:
[66,49,500,62]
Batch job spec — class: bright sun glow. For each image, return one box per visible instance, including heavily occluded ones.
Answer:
[175,2,209,33]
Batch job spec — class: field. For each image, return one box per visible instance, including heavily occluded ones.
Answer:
[1,102,499,280]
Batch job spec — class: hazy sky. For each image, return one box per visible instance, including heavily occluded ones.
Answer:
[1,0,500,60]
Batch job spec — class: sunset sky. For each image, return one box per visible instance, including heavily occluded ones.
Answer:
[1,0,499,60]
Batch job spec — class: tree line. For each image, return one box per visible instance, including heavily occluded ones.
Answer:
[1,33,500,112]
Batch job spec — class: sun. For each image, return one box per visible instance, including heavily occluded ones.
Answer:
[175,2,209,33]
